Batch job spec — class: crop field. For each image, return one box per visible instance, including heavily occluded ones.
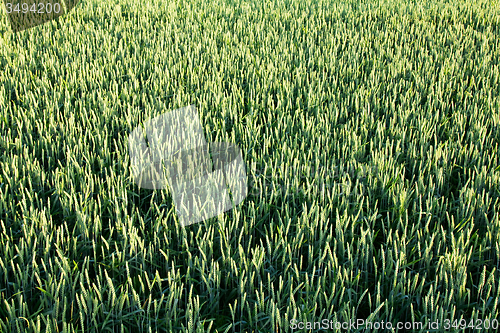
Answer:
[0,0,499,331]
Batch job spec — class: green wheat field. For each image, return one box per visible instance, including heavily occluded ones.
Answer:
[0,0,499,331]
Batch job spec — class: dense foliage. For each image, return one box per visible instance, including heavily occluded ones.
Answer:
[0,0,499,331]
